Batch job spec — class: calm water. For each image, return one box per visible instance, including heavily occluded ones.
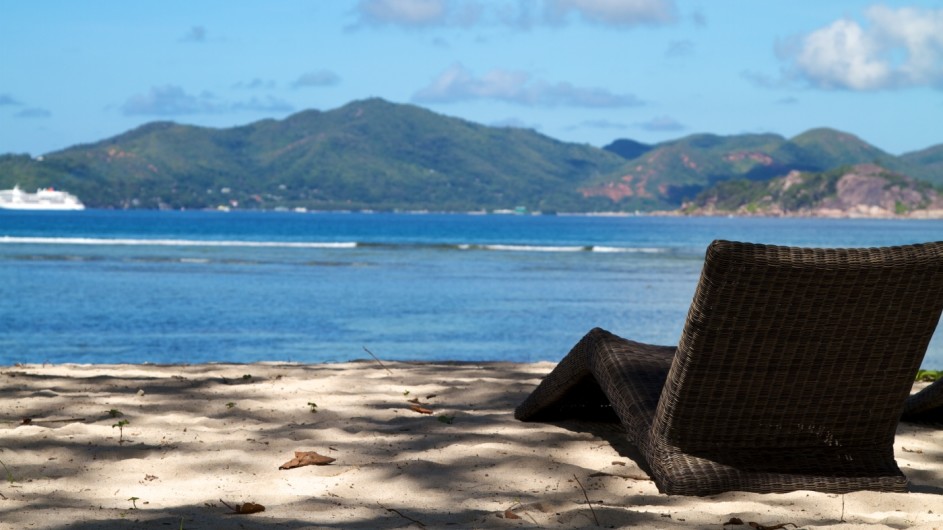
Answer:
[1,210,942,368]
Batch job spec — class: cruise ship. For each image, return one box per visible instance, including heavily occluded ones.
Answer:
[0,185,85,210]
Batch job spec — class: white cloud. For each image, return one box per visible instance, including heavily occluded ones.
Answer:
[665,39,694,58]
[121,85,222,116]
[231,96,295,113]
[636,115,684,132]
[354,0,451,27]
[14,108,51,118]
[787,6,943,90]
[741,69,789,89]
[121,86,293,116]
[490,117,539,130]
[181,26,207,43]
[233,78,277,90]
[413,63,643,107]
[291,70,341,88]
[351,0,676,29]
[0,94,22,106]
[571,119,628,130]
[544,0,677,27]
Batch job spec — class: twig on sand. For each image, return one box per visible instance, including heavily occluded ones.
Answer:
[573,474,600,526]
[362,346,393,375]
[10,417,86,425]
[378,502,425,527]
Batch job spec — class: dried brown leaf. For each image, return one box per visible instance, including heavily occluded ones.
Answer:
[235,502,265,514]
[220,499,266,514]
[279,451,336,470]
[409,404,433,415]
[503,509,522,519]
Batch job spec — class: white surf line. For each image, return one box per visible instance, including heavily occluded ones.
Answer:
[0,236,357,249]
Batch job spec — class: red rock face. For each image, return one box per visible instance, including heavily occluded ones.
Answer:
[724,152,773,165]
[579,174,653,202]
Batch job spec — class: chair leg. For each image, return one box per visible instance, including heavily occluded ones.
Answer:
[515,328,615,422]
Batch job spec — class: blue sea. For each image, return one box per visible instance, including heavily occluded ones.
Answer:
[1,210,942,368]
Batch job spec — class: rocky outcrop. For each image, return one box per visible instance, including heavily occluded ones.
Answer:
[682,164,943,218]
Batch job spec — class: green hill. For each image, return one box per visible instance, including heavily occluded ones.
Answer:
[681,164,943,217]
[580,128,939,209]
[900,144,943,182]
[0,98,940,212]
[0,99,626,211]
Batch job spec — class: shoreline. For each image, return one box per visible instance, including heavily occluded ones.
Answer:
[8,207,943,219]
[2,361,941,529]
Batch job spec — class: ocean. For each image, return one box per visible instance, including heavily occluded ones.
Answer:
[2,210,942,368]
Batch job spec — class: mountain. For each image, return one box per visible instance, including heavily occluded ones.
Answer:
[0,98,626,211]
[0,98,940,212]
[901,144,943,182]
[579,128,937,210]
[580,133,787,209]
[680,163,943,218]
[602,138,653,160]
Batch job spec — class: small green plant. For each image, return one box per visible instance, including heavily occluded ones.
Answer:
[107,409,123,418]
[0,458,15,483]
[916,369,943,382]
[226,402,236,409]
[402,390,410,396]
[307,402,318,413]
[242,374,252,380]
[437,414,455,424]
[113,419,130,442]
[128,496,140,509]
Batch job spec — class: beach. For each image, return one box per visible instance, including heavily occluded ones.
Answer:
[1,361,941,529]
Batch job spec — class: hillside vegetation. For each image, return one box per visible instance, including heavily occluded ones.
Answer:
[0,98,940,212]
[681,164,943,217]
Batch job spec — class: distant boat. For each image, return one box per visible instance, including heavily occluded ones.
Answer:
[0,185,85,210]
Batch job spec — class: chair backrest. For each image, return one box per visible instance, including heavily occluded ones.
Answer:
[653,240,943,451]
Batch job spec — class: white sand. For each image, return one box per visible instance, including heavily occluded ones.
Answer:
[1,362,941,529]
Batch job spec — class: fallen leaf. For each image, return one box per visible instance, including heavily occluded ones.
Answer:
[407,398,420,404]
[723,517,744,526]
[279,451,336,470]
[220,499,265,514]
[409,404,433,415]
[503,509,521,519]
[235,502,265,514]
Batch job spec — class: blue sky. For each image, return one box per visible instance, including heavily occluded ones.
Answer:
[2,1,942,157]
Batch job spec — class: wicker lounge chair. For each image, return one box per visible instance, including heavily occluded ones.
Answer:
[516,240,943,495]
[902,378,943,424]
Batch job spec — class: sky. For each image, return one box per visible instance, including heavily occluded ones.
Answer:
[2,1,943,158]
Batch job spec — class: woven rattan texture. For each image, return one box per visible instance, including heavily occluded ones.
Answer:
[516,240,943,495]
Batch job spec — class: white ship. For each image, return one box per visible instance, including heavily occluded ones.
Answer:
[0,185,85,210]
